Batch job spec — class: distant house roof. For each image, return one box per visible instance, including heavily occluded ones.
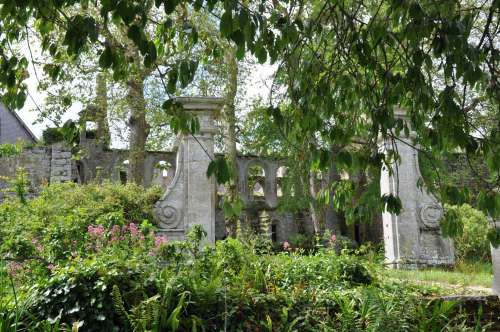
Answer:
[0,103,37,144]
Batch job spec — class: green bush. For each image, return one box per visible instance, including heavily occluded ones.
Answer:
[42,127,64,145]
[28,256,157,331]
[446,204,491,263]
[0,182,161,273]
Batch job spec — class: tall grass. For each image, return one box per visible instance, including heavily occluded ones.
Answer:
[385,261,493,290]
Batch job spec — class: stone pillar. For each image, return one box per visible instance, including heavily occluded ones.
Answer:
[154,97,223,244]
[492,222,500,296]
[380,109,454,268]
[50,143,73,183]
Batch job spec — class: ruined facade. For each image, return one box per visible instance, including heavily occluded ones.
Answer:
[0,98,455,267]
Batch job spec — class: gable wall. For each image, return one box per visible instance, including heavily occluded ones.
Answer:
[0,105,36,144]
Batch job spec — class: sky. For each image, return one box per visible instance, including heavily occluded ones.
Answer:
[16,45,277,142]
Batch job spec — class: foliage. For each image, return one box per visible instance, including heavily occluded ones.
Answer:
[0,182,161,268]
[446,204,492,263]
[28,256,157,331]
[41,120,80,146]
[0,143,23,158]
[0,225,491,331]
[0,181,494,331]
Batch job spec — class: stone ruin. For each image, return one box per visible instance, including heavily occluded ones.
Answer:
[0,97,455,268]
[380,109,455,268]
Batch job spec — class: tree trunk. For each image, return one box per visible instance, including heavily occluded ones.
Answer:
[222,46,239,237]
[325,148,341,234]
[95,72,110,148]
[308,169,321,234]
[127,74,149,185]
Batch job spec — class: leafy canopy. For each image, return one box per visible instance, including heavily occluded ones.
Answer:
[0,0,499,242]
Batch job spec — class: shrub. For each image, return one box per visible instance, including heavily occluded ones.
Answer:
[446,204,491,263]
[42,127,64,145]
[0,182,161,273]
[28,256,157,331]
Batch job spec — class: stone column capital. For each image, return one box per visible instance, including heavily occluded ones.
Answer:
[175,97,223,135]
[174,96,224,111]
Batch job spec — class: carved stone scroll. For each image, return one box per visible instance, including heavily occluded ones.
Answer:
[153,97,223,243]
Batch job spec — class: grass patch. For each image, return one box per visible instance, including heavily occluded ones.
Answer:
[384,261,493,290]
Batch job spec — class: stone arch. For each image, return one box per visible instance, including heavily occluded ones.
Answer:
[270,219,280,243]
[152,160,172,188]
[277,182,283,198]
[120,160,129,184]
[276,165,287,178]
[247,163,266,200]
[276,165,287,199]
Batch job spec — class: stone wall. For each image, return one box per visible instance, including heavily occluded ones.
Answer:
[0,137,383,245]
[0,145,57,200]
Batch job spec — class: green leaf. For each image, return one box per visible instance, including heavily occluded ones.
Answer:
[381,194,402,215]
[220,11,233,37]
[127,24,142,44]
[487,227,500,248]
[167,67,178,93]
[230,30,245,49]
[164,0,179,14]
[99,46,113,68]
[337,150,352,169]
[477,191,498,218]
[255,43,267,63]
[440,208,463,238]
[207,156,231,184]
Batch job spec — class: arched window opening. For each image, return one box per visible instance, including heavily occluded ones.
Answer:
[120,160,129,184]
[253,182,264,197]
[85,121,97,139]
[156,160,172,177]
[276,166,287,178]
[271,220,279,243]
[277,183,283,198]
[247,164,265,199]
[152,160,172,187]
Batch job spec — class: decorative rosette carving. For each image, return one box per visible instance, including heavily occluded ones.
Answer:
[419,204,443,230]
[155,202,182,229]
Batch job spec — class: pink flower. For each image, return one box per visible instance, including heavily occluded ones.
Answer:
[154,234,168,248]
[331,234,337,242]
[110,225,121,242]
[283,241,290,250]
[7,262,23,277]
[31,238,44,252]
[88,225,105,237]
[111,225,121,235]
[47,264,56,272]
[128,223,139,237]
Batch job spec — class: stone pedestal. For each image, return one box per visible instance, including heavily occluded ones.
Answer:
[380,109,454,268]
[492,222,500,296]
[153,97,223,244]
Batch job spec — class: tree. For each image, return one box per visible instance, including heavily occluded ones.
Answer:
[0,0,498,245]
